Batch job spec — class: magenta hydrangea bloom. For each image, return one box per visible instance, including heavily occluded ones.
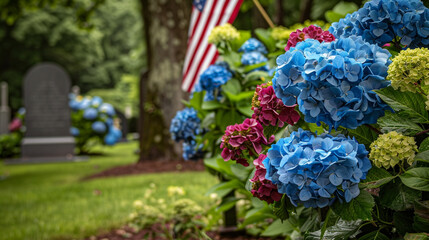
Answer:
[250,154,283,204]
[285,25,335,51]
[252,83,300,127]
[220,118,274,167]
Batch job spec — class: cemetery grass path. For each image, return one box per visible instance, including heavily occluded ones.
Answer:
[0,141,217,240]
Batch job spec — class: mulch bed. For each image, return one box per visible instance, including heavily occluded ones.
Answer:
[85,225,275,240]
[82,159,206,180]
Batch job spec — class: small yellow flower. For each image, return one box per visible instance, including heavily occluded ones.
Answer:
[167,186,186,196]
[208,23,239,45]
[369,131,418,169]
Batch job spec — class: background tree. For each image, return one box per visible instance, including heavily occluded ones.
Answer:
[0,0,144,110]
[139,0,191,161]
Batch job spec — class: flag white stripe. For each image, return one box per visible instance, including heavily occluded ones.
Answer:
[182,45,217,91]
[182,0,216,75]
[182,0,226,89]
[185,1,238,91]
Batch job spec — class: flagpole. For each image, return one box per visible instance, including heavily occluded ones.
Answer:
[252,0,275,28]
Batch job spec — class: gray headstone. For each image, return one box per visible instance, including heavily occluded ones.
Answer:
[21,63,75,159]
[0,82,10,135]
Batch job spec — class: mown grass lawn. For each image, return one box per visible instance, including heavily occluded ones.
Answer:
[0,142,217,240]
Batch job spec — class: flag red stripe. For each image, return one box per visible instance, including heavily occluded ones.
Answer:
[186,47,217,92]
[188,8,202,45]
[182,1,224,81]
[228,0,243,23]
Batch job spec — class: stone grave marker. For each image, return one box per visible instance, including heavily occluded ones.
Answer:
[20,63,76,161]
[0,82,10,135]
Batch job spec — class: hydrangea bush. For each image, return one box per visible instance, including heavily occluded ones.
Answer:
[174,2,429,237]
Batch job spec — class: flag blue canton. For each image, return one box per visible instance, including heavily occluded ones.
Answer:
[193,0,206,11]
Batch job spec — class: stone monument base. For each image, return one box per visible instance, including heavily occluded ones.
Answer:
[4,156,88,165]
[21,136,75,158]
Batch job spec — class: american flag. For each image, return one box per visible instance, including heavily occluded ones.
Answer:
[181,0,243,92]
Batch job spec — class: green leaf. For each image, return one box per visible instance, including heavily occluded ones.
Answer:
[216,196,239,212]
[201,112,215,129]
[357,231,390,240]
[189,91,204,110]
[413,201,429,233]
[393,211,415,235]
[332,190,374,221]
[237,105,253,118]
[224,91,254,102]
[307,219,362,240]
[221,78,241,95]
[242,206,274,226]
[404,233,429,240]
[362,167,396,189]
[244,70,269,82]
[379,180,422,211]
[325,11,344,23]
[220,110,243,130]
[332,1,359,15]
[261,219,294,237]
[419,138,429,152]
[230,164,252,182]
[375,87,429,123]
[415,150,429,164]
[377,112,423,136]
[254,28,276,53]
[243,62,268,73]
[346,125,379,148]
[272,194,291,221]
[230,30,251,52]
[400,167,429,191]
[201,101,224,110]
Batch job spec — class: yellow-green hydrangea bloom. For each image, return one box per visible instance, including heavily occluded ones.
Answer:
[387,48,429,93]
[369,131,417,169]
[208,23,239,45]
[270,26,294,41]
[426,95,429,110]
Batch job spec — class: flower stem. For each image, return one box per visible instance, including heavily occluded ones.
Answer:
[416,128,429,136]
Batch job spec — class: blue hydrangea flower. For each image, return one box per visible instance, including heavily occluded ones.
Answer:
[70,127,80,136]
[182,140,204,161]
[91,96,103,108]
[99,103,115,117]
[241,52,270,72]
[329,0,429,48]
[239,38,268,54]
[83,108,98,120]
[170,107,201,142]
[263,129,371,208]
[91,121,106,134]
[272,36,392,129]
[194,64,232,101]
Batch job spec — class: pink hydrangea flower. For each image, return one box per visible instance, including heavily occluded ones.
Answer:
[252,83,300,127]
[9,118,22,132]
[220,118,274,167]
[285,25,335,51]
[250,154,283,204]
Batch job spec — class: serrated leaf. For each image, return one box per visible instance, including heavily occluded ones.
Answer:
[261,219,294,237]
[419,138,429,152]
[224,91,254,102]
[415,150,429,163]
[332,190,374,221]
[375,87,429,123]
[221,78,241,95]
[272,194,290,221]
[377,112,423,136]
[307,219,362,240]
[357,231,389,240]
[362,167,396,189]
[380,180,422,211]
[237,105,253,117]
[393,211,415,235]
[201,100,224,110]
[400,168,429,191]
[230,163,252,182]
[346,125,379,148]
[404,233,429,240]
[413,201,429,233]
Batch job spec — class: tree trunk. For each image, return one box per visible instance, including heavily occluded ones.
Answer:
[300,0,313,22]
[274,0,284,26]
[139,0,191,161]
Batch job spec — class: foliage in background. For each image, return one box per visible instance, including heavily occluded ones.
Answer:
[129,185,211,239]
[87,74,139,118]
[0,0,144,110]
